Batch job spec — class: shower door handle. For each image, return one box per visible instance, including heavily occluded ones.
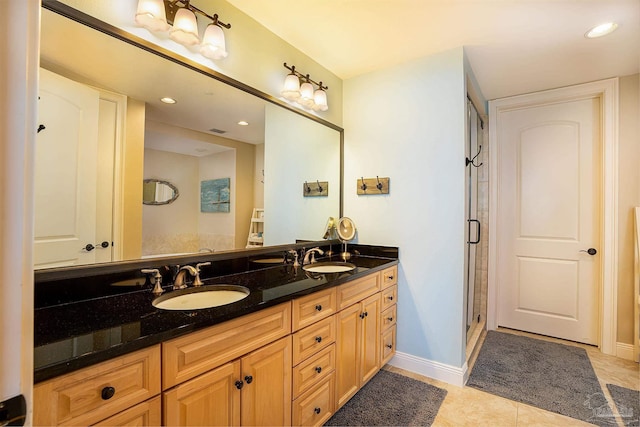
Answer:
[467,219,481,244]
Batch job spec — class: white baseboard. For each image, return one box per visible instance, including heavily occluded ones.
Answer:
[616,342,636,361]
[388,351,468,387]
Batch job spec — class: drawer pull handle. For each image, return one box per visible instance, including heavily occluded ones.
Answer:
[315,366,322,374]
[244,375,253,384]
[387,296,394,301]
[386,344,393,349]
[315,336,322,343]
[314,407,321,415]
[387,317,394,322]
[101,386,116,400]
[315,304,322,311]
[235,380,244,390]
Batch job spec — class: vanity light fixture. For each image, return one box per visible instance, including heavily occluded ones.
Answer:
[281,63,329,112]
[135,0,231,59]
[585,22,618,38]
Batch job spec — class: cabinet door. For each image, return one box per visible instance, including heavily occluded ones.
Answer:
[241,336,292,426]
[335,303,362,407]
[94,396,161,427]
[360,294,381,385]
[163,361,241,427]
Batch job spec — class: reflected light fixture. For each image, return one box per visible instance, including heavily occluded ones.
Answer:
[585,22,618,38]
[281,63,329,112]
[135,0,231,59]
[237,121,249,126]
[160,97,177,104]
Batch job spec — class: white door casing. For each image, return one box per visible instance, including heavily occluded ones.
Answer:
[488,79,619,354]
[496,98,600,344]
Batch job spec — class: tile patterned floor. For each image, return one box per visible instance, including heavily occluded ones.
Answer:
[385,328,639,427]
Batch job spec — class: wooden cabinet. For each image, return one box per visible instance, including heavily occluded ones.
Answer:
[336,293,380,408]
[164,336,292,427]
[95,396,161,426]
[292,287,337,331]
[380,271,398,368]
[33,345,161,426]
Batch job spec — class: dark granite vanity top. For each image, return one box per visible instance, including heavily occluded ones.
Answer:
[34,252,398,383]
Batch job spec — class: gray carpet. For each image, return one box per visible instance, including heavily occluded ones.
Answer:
[325,370,448,426]
[468,331,612,426]
[606,384,640,426]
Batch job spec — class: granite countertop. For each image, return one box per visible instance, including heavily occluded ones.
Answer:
[34,255,398,383]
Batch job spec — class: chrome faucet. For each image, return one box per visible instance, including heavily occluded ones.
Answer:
[173,265,197,290]
[303,247,324,265]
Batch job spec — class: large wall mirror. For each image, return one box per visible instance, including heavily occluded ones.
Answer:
[36,2,343,270]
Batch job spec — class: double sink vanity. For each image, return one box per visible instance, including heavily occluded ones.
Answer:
[33,244,398,426]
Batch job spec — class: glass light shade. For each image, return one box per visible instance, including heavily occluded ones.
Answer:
[585,22,618,38]
[298,81,315,108]
[170,8,200,46]
[312,88,328,111]
[281,74,301,100]
[200,24,228,59]
[135,0,170,32]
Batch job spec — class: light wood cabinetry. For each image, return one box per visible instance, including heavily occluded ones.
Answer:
[35,263,398,427]
[162,303,291,389]
[33,345,161,426]
[95,396,161,427]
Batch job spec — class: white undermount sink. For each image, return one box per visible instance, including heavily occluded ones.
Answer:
[152,285,250,311]
[302,262,357,274]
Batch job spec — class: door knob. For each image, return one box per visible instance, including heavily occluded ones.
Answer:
[579,248,597,256]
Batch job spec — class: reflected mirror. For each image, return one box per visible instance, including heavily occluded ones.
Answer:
[35,3,342,269]
[143,179,179,205]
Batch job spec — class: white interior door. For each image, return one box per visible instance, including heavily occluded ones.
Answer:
[35,68,100,268]
[496,97,601,345]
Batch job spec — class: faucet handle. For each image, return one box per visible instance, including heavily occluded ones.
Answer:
[196,262,211,272]
[141,269,163,295]
[193,262,211,287]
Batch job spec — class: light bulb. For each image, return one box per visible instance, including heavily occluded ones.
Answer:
[200,24,228,59]
[170,7,200,46]
[281,73,301,101]
[135,0,170,32]
[312,88,328,111]
[298,81,315,108]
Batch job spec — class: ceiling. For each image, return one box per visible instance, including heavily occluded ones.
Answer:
[226,0,640,101]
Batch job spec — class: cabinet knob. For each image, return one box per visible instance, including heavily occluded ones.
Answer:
[387,317,394,322]
[386,344,393,349]
[315,366,322,374]
[387,275,394,280]
[101,386,116,400]
[314,407,321,415]
[315,336,322,343]
[244,375,253,384]
[315,304,322,311]
[235,380,244,390]
[387,295,394,301]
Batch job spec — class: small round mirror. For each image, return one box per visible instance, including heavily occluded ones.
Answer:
[336,217,356,241]
[143,179,179,205]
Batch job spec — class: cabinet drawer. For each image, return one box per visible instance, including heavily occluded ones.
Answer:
[33,345,161,426]
[292,374,335,427]
[94,396,161,426]
[337,274,380,310]
[381,265,398,289]
[293,344,335,399]
[292,315,336,365]
[292,287,337,332]
[381,327,396,366]
[380,285,397,311]
[163,302,291,389]
[380,304,397,332]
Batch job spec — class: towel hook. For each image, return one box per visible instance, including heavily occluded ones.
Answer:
[304,181,311,193]
[376,176,383,191]
[317,180,323,193]
[465,145,483,168]
[360,177,367,191]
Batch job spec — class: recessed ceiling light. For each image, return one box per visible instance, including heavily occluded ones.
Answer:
[237,121,249,126]
[585,22,618,38]
[160,97,177,104]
